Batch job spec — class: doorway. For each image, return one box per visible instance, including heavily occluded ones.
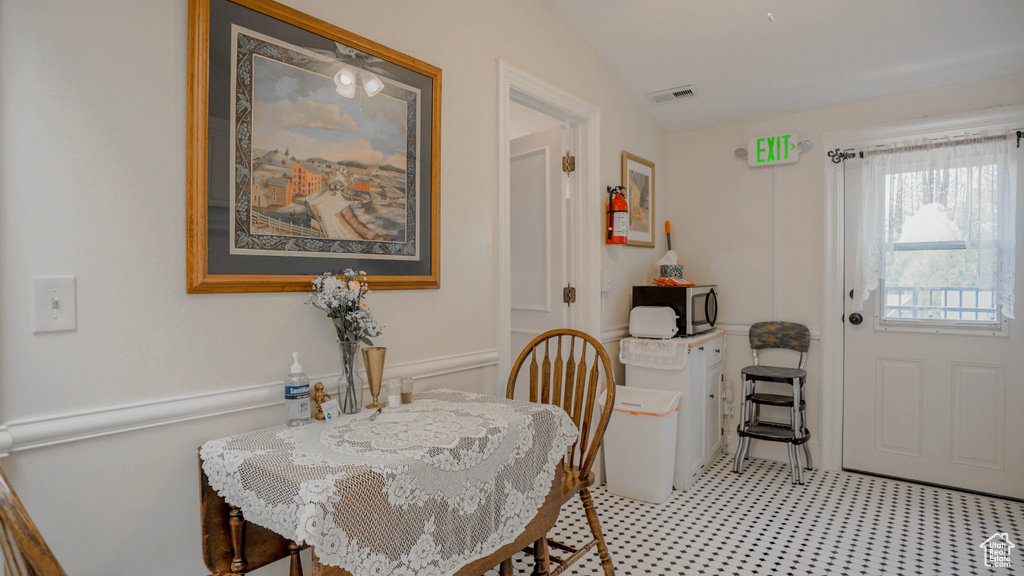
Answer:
[823,108,1024,499]
[510,120,571,371]
[496,61,601,395]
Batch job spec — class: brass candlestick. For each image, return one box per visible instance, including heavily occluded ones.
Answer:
[362,347,387,409]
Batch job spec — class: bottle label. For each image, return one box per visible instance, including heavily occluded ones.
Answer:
[613,211,628,236]
[285,384,309,399]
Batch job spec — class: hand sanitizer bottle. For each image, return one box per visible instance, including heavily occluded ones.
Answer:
[285,352,311,426]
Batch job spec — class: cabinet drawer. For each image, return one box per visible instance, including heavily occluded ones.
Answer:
[705,336,725,368]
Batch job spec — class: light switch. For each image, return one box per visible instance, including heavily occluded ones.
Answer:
[32,276,77,333]
[600,270,612,293]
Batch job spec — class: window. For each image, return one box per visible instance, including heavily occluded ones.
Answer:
[853,135,1016,329]
[882,167,1000,324]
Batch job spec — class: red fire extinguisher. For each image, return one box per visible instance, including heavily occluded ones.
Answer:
[607,186,628,244]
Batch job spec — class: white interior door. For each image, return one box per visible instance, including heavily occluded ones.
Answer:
[510,125,571,386]
[842,146,1024,499]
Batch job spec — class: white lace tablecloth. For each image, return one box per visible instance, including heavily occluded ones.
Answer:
[200,389,577,576]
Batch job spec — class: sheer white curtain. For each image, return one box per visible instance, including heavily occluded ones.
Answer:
[852,135,1017,318]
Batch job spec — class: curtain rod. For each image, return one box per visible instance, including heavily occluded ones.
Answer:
[828,130,1023,164]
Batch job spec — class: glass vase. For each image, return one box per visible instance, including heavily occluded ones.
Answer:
[338,340,364,414]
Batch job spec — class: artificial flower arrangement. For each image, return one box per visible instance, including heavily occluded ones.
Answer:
[306,270,383,344]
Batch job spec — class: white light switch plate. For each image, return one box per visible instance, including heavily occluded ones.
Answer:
[32,276,77,333]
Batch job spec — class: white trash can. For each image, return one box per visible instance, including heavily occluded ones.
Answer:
[599,386,680,503]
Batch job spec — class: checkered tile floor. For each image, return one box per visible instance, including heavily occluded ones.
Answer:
[487,455,1023,575]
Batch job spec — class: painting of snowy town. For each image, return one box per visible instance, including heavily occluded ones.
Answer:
[229,26,419,259]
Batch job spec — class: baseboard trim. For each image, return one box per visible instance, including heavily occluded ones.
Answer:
[0,349,498,456]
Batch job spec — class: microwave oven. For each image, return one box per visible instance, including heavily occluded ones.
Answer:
[631,285,718,336]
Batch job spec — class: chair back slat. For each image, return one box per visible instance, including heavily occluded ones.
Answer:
[0,468,66,576]
[528,349,539,403]
[562,337,577,418]
[552,338,564,410]
[507,329,616,478]
[579,361,604,474]
[568,349,589,466]
[540,343,551,404]
[576,361,599,466]
[2,518,30,576]
[571,352,587,425]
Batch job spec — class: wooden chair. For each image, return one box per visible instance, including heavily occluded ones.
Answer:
[503,329,616,576]
[0,466,66,576]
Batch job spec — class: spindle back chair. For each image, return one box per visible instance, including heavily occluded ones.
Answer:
[506,329,616,576]
[0,466,66,576]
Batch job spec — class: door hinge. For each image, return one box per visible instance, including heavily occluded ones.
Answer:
[562,153,575,174]
[562,283,576,306]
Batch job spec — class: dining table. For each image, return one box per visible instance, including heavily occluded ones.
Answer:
[199,389,578,576]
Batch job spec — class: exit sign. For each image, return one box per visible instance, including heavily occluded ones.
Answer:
[747,133,801,167]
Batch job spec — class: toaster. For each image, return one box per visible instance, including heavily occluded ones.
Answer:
[628,306,679,339]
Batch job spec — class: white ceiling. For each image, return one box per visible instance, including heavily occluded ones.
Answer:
[545,0,1024,134]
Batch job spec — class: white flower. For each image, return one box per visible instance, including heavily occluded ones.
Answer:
[271,503,297,531]
[503,488,525,518]
[462,486,482,514]
[299,479,337,504]
[416,565,443,576]
[306,270,383,342]
[322,276,343,292]
[318,526,348,558]
[295,503,324,542]
[384,474,421,507]
[407,533,437,570]
[358,553,396,576]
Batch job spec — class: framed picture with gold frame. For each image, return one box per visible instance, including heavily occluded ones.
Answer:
[621,152,655,247]
[187,0,441,293]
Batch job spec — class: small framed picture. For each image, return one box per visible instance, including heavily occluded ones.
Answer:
[621,152,655,247]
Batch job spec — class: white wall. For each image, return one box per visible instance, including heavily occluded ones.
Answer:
[0,0,664,574]
[661,75,1024,464]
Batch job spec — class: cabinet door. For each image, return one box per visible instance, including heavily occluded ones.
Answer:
[705,362,723,458]
[687,346,706,481]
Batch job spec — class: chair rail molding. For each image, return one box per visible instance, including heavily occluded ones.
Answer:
[600,324,629,343]
[600,322,820,344]
[717,322,821,341]
[0,349,497,457]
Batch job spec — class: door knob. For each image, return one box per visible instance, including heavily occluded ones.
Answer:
[849,312,863,325]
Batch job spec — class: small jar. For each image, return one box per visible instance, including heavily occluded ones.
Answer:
[386,379,401,408]
[401,377,415,404]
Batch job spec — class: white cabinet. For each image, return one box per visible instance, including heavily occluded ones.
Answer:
[622,329,725,491]
[704,349,724,462]
[689,336,725,483]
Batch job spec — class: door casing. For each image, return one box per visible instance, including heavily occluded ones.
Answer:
[497,60,601,396]
[819,104,1024,471]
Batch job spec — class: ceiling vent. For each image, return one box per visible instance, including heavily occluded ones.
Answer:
[646,85,697,105]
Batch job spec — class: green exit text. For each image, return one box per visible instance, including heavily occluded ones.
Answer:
[755,134,792,164]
